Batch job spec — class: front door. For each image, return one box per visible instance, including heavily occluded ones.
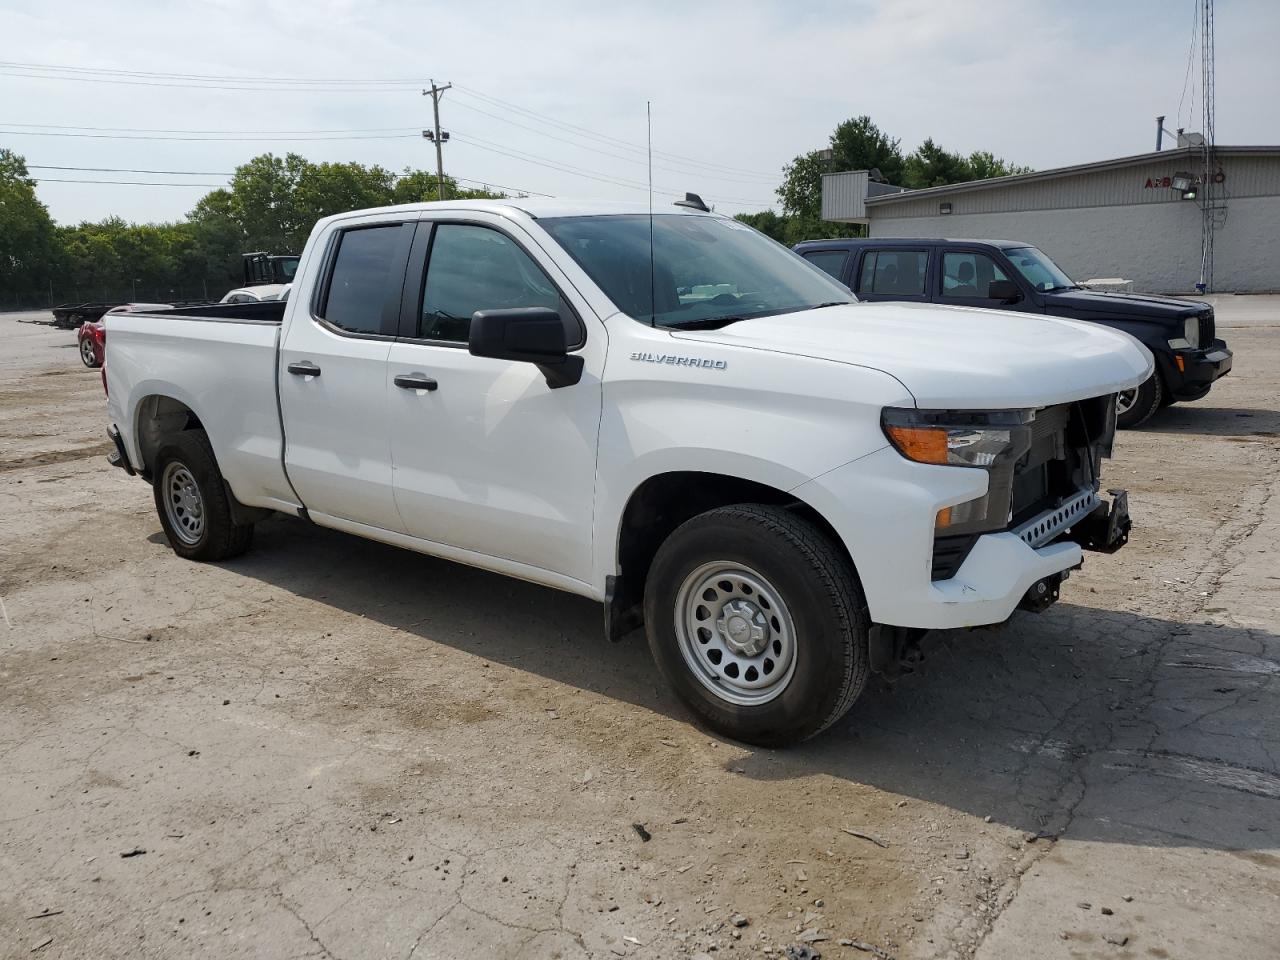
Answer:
[385,215,603,586]
[936,249,1027,311]
[279,219,414,532]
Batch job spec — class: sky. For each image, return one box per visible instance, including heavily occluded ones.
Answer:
[2,0,1278,226]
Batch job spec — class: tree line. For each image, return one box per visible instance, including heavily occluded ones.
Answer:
[1,115,1028,308]
[0,149,503,309]
[735,116,1030,244]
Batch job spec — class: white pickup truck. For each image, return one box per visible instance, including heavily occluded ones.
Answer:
[104,197,1150,745]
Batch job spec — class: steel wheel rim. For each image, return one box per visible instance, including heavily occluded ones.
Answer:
[161,462,205,545]
[675,561,797,706]
[80,339,96,366]
[1116,388,1138,414]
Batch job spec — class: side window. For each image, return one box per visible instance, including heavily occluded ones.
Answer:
[319,224,404,335]
[941,252,1010,299]
[801,250,849,282]
[857,250,928,296]
[420,223,576,345]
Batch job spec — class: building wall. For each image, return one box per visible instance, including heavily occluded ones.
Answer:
[869,200,1279,295]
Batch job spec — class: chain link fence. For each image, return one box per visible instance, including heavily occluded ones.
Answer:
[1,279,227,314]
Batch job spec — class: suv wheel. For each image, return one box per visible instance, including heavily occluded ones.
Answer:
[152,430,254,561]
[644,504,869,746]
[1116,373,1162,429]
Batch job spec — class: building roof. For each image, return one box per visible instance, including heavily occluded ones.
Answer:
[864,144,1280,207]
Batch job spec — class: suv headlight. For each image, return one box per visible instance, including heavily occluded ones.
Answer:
[881,407,1034,533]
[1169,316,1199,350]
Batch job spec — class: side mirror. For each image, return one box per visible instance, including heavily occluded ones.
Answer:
[468,307,584,389]
[987,279,1022,303]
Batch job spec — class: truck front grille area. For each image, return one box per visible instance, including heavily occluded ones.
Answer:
[1198,309,1216,346]
[930,396,1116,581]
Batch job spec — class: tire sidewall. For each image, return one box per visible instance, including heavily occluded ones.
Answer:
[644,511,865,745]
[152,435,221,560]
[1117,374,1161,429]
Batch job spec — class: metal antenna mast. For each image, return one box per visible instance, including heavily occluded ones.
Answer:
[1199,0,1217,291]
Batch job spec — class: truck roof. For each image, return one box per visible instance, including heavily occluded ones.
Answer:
[794,237,1034,251]
[317,197,727,226]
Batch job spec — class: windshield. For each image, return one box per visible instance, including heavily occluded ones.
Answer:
[540,214,854,328]
[1004,246,1075,292]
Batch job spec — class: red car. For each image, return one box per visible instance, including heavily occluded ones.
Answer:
[77,303,171,368]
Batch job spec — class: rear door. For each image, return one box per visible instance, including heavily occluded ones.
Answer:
[279,216,415,532]
[852,247,931,302]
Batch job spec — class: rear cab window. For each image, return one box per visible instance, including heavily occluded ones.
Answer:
[799,249,849,283]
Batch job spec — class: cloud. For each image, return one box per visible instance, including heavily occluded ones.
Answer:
[2,0,1276,224]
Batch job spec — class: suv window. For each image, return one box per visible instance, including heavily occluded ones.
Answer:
[800,250,849,282]
[321,225,404,334]
[858,250,928,296]
[420,224,574,344]
[941,251,1010,299]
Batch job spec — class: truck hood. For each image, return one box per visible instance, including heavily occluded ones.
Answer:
[1044,289,1207,325]
[671,301,1153,409]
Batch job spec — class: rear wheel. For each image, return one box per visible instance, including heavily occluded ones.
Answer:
[152,431,254,561]
[644,504,869,746]
[79,337,99,368]
[1116,373,1162,429]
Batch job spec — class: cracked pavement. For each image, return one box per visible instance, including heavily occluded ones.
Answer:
[1,300,1277,959]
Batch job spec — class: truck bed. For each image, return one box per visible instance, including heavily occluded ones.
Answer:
[104,304,298,513]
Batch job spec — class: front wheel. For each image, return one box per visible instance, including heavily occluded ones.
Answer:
[1116,373,1163,429]
[79,337,100,368]
[644,504,870,746]
[152,430,254,561]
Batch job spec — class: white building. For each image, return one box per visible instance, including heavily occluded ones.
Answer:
[820,145,1280,294]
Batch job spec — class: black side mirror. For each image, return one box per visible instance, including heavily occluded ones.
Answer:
[987,279,1022,303]
[468,307,584,389]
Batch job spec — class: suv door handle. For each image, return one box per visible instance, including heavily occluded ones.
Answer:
[394,374,438,392]
[287,361,321,377]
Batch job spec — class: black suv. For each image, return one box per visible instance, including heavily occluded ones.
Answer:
[793,237,1233,428]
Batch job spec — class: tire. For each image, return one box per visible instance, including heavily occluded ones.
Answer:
[79,337,100,368]
[1115,373,1162,429]
[152,430,254,561]
[643,503,870,746]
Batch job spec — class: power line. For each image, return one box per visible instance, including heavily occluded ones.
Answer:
[26,162,555,198]
[0,60,431,84]
[29,163,234,175]
[5,121,419,134]
[451,134,775,206]
[32,177,225,187]
[454,85,778,179]
[0,128,420,141]
[448,98,777,186]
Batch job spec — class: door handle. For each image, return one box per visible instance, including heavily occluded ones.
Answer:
[287,361,321,377]
[394,374,438,392]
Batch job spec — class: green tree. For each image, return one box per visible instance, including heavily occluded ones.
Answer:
[0,149,60,305]
[830,115,905,184]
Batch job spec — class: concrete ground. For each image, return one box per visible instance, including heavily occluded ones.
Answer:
[1,302,1277,960]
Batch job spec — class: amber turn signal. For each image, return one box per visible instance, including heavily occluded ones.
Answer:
[884,424,949,465]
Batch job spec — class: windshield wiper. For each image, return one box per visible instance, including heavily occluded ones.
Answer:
[668,315,755,330]
[803,301,852,310]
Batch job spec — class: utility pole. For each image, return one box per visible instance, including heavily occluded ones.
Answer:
[422,81,452,201]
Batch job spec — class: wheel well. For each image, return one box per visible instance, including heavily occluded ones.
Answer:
[135,395,204,479]
[608,471,852,639]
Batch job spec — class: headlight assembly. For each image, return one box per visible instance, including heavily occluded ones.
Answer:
[1169,316,1199,350]
[881,407,1035,534]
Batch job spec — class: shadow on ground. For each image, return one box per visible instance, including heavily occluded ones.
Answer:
[1138,403,1280,438]
[215,514,1280,860]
